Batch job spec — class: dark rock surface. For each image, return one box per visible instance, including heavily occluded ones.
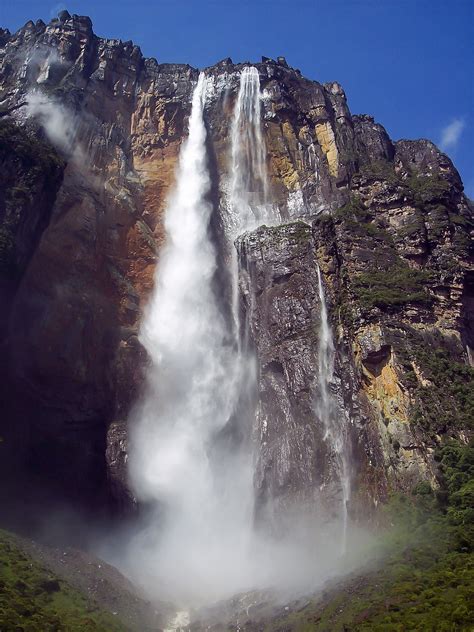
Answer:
[237,222,352,522]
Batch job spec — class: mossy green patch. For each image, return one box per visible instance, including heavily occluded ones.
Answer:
[333,195,393,244]
[358,159,401,186]
[394,329,474,433]
[352,263,432,311]
[407,173,451,206]
[0,530,126,631]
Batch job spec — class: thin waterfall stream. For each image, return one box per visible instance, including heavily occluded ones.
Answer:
[316,265,350,554]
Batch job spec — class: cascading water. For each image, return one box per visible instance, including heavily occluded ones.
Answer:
[229,66,269,232]
[124,66,356,615]
[226,66,279,344]
[128,73,254,605]
[316,265,351,554]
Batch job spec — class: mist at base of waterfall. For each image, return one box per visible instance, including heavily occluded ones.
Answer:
[110,507,372,609]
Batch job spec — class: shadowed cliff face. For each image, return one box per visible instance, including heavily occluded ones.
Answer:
[0,13,472,527]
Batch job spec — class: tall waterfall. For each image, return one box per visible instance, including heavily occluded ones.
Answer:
[128,73,253,604]
[125,67,355,611]
[316,265,350,554]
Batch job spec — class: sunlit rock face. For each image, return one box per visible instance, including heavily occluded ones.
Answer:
[0,13,472,521]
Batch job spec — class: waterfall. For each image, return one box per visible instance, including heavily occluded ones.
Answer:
[125,67,354,611]
[229,66,269,233]
[226,66,278,345]
[316,265,350,554]
[128,73,253,605]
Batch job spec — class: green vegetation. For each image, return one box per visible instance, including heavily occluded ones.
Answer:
[0,530,126,631]
[394,330,474,433]
[350,164,472,254]
[334,196,393,244]
[355,163,451,206]
[352,262,432,310]
[262,441,474,631]
[289,221,312,245]
[407,173,451,206]
[358,159,400,186]
[405,172,473,252]
[317,195,434,321]
[411,360,474,432]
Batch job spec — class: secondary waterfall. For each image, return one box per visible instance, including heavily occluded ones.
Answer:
[128,73,254,604]
[316,265,350,554]
[229,66,269,232]
[226,66,278,345]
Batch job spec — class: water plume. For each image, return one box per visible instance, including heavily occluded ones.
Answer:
[229,66,269,233]
[225,66,279,345]
[24,91,84,162]
[127,73,255,605]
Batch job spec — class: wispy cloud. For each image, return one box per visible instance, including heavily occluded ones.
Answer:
[439,118,465,151]
[49,3,67,19]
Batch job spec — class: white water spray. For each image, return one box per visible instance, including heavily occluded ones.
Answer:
[229,66,269,232]
[316,265,350,554]
[123,68,358,615]
[128,73,254,604]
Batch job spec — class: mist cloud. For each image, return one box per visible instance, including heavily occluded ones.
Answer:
[23,90,92,169]
[439,118,465,151]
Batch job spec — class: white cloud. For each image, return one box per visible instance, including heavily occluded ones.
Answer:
[439,118,465,151]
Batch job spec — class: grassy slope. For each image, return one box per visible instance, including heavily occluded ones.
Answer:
[258,441,474,632]
[0,530,127,632]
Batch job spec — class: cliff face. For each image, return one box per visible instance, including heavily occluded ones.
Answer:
[0,12,472,523]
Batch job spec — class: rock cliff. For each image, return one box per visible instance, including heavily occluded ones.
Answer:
[0,12,472,526]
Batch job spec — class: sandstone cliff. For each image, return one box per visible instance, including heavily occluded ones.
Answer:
[0,12,472,525]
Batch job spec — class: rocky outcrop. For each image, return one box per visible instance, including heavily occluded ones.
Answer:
[310,138,473,496]
[0,12,472,523]
[0,120,64,334]
[0,120,65,519]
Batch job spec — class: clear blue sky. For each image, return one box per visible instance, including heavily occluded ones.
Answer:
[2,0,473,197]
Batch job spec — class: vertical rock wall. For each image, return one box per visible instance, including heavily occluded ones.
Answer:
[0,14,472,522]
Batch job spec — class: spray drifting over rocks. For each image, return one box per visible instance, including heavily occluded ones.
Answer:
[25,92,78,156]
